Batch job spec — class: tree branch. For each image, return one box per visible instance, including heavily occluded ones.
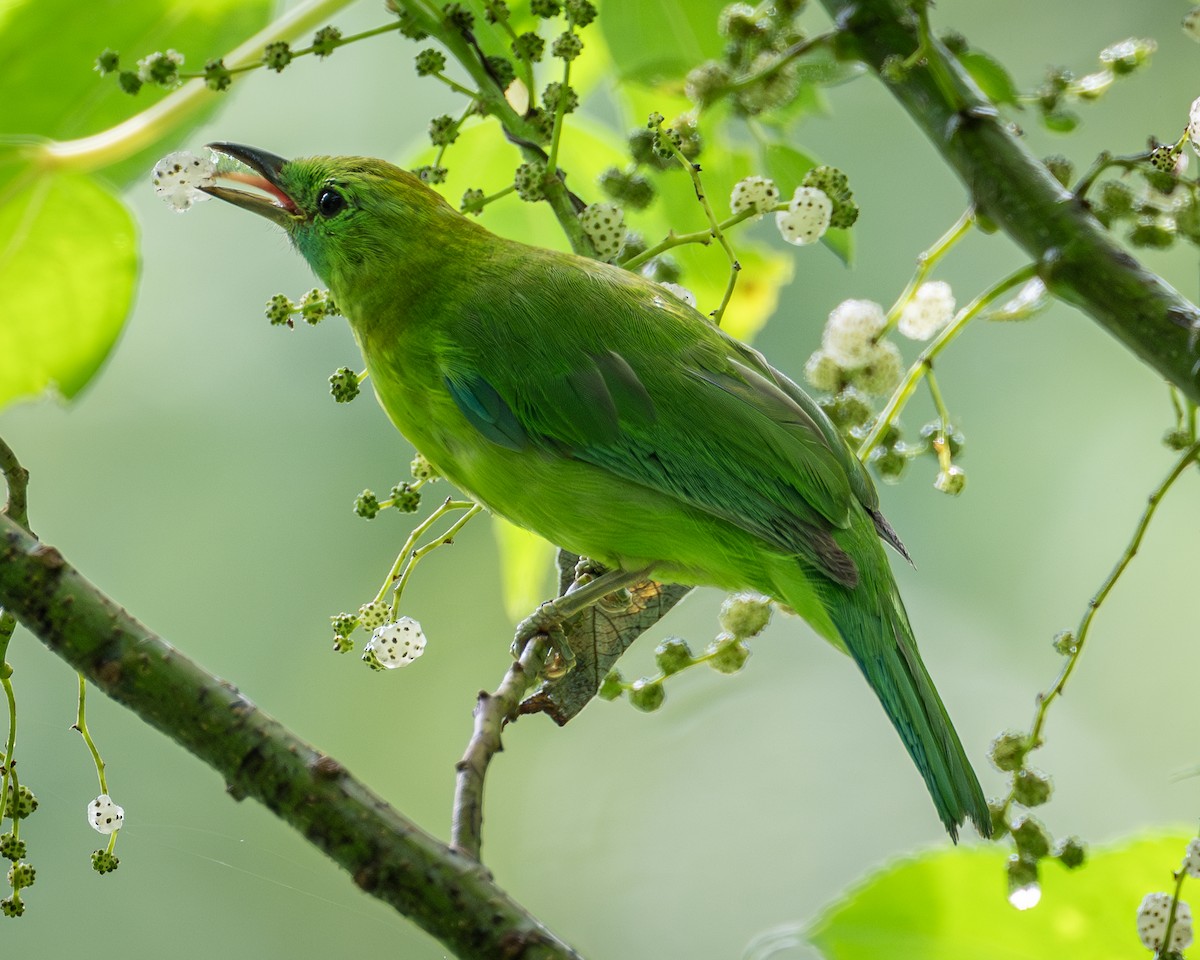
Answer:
[0,512,584,960]
[819,0,1200,403]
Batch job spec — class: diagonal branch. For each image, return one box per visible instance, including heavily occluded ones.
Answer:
[818,0,1200,404]
[0,513,584,960]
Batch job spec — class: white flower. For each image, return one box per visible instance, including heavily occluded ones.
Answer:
[580,203,627,261]
[151,151,216,213]
[898,281,956,340]
[659,282,696,308]
[1183,838,1200,879]
[822,299,887,367]
[88,794,125,835]
[363,618,427,670]
[1138,893,1194,950]
[1189,96,1200,155]
[775,186,832,246]
[730,176,780,220]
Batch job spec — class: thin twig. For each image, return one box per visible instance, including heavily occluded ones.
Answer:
[451,636,548,860]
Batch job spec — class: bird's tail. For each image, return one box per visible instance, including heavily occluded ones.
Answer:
[825,583,991,842]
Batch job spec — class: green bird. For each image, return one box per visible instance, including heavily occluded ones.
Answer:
[201,142,990,841]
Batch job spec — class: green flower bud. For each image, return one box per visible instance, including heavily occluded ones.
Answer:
[934,464,967,496]
[411,453,437,480]
[718,2,766,39]
[266,293,293,326]
[820,389,872,431]
[1011,816,1052,859]
[513,31,545,62]
[4,785,37,820]
[262,41,293,73]
[989,730,1028,772]
[805,351,846,394]
[428,115,459,147]
[685,60,731,107]
[707,634,751,674]
[1,895,23,917]
[118,70,143,95]
[1006,854,1039,898]
[91,849,120,874]
[869,445,907,484]
[828,198,859,230]
[565,0,596,27]
[551,31,583,62]
[988,801,1010,839]
[542,81,579,116]
[332,634,353,653]
[719,592,771,639]
[530,0,561,16]
[1099,37,1156,76]
[486,55,516,89]
[918,421,965,458]
[0,834,26,861]
[1052,630,1076,656]
[1053,835,1086,869]
[598,669,625,700]
[329,367,360,403]
[312,25,343,58]
[298,288,331,324]
[415,48,446,76]
[461,188,486,215]
[628,127,674,170]
[654,637,694,676]
[415,165,449,185]
[354,490,380,519]
[514,161,547,202]
[598,168,654,210]
[390,483,421,513]
[6,861,34,890]
[484,1,510,23]
[442,2,474,32]
[1128,216,1175,249]
[95,48,120,75]
[1012,768,1053,807]
[331,612,358,634]
[203,58,232,91]
[628,678,665,711]
[1163,427,1193,451]
[1043,155,1074,188]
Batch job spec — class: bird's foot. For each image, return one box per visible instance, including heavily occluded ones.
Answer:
[511,601,576,674]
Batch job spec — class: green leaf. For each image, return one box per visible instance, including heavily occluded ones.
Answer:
[956,50,1020,108]
[807,830,1193,959]
[0,0,273,187]
[0,171,137,409]
[492,517,556,622]
[599,0,728,85]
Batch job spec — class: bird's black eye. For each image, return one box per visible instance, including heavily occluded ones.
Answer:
[316,187,346,218]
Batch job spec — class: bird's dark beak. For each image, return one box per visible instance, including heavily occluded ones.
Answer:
[201,142,302,228]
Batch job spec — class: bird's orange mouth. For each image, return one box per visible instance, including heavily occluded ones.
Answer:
[201,142,301,226]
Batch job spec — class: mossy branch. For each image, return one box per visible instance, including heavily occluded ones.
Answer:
[0,513,583,960]
[820,0,1200,404]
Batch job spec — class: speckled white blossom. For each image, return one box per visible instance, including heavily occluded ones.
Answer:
[822,299,887,368]
[152,151,216,212]
[659,282,696,308]
[363,618,427,669]
[898,280,956,340]
[357,599,390,630]
[730,176,780,220]
[1189,96,1200,155]
[775,186,832,246]
[1183,838,1200,878]
[1137,893,1193,951]
[580,203,627,260]
[88,795,125,835]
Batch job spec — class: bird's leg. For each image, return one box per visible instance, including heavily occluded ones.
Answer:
[511,565,655,668]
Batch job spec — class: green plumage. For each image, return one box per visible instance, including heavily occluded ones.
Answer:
[203,144,990,841]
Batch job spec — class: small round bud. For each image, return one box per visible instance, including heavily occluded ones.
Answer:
[707,634,751,674]
[298,288,332,324]
[428,114,459,147]
[0,833,26,861]
[91,849,120,875]
[869,445,908,484]
[415,48,446,76]
[390,483,421,513]
[542,81,578,115]
[848,341,903,397]
[5,785,37,821]
[988,801,1009,839]
[152,151,217,213]
[411,453,437,480]
[363,618,427,669]
[137,49,184,86]
[898,281,955,340]
[312,25,342,57]
[203,58,232,91]
[551,31,583,62]
[989,730,1029,772]
[330,612,358,635]
[1128,216,1175,249]
[1052,630,1076,656]
[719,2,766,39]
[776,187,832,246]
[565,0,596,27]
[514,161,546,202]
[628,678,665,711]
[266,293,293,325]
[934,464,966,496]
[1,895,23,917]
[627,127,673,170]
[354,490,380,519]
[1054,835,1086,869]
[88,794,125,835]
[1138,892,1193,951]
[654,637,694,676]
[357,600,390,630]
[531,0,561,16]
[329,367,360,403]
[804,350,845,394]
[262,41,292,72]
[118,71,143,95]
[513,31,545,62]
[719,592,771,639]
[598,168,654,210]
[1011,767,1052,807]
[415,164,449,185]
[730,175,780,220]
[598,669,625,701]
[1164,427,1193,451]
[819,390,872,431]
[1043,154,1074,188]
[648,282,692,310]
[442,2,474,31]
[95,49,120,75]
[461,188,486,215]
[1006,855,1041,910]
[1011,815,1051,859]
[6,861,34,890]
[580,203,627,261]
[822,299,886,368]
[1099,37,1156,76]
[685,60,731,107]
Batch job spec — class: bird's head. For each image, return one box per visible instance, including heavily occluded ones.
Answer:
[201,142,462,305]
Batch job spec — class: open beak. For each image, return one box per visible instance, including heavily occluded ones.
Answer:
[201,142,302,228]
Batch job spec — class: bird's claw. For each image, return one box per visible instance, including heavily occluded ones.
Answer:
[511,602,576,673]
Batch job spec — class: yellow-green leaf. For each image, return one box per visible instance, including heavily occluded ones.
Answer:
[492,517,556,622]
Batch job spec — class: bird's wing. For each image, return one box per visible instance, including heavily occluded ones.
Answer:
[440,258,863,587]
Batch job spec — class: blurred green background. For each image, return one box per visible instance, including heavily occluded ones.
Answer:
[3,1,1200,957]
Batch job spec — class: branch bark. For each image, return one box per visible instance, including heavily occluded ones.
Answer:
[818,0,1200,404]
[0,513,583,960]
